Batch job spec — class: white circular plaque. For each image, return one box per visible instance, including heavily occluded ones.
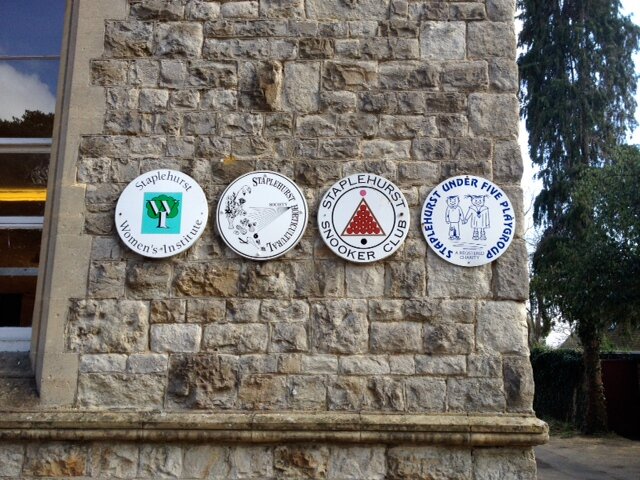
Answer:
[216,171,308,260]
[318,173,410,263]
[115,169,208,258]
[421,175,516,267]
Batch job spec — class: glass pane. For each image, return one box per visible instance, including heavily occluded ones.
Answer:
[0,1,65,131]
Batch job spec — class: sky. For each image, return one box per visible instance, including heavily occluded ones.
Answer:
[0,1,65,120]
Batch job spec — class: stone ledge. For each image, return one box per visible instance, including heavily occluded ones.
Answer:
[0,412,548,446]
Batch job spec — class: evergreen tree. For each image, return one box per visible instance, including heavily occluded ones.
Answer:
[0,110,54,137]
[518,0,640,433]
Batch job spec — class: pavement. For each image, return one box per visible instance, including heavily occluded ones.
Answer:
[536,435,640,480]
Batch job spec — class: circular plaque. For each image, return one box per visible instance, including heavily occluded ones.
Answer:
[115,169,208,258]
[421,175,516,267]
[318,173,410,263]
[216,171,308,260]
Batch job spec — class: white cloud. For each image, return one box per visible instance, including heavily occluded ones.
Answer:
[0,63,55,120]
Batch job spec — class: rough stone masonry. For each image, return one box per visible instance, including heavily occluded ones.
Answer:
[0,0,545,478]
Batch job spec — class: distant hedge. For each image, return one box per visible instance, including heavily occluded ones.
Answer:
[530,348,584,425]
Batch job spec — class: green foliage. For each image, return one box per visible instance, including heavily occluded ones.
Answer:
[532,146,640,340]
[0,110,54,138]
[518,0,640,227]
[530,348,585,426]
[146,195,180,219]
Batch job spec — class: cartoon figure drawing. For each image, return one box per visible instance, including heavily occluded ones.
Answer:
[463,195,490,240]
[444,195,463,240]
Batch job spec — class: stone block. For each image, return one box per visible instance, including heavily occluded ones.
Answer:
[231,446,274,479]
[389,355,415,375]
[240,262,296,298]
[150,299,186,324]
[299,38,335,59]
[296,114,337,137]
[138,445,182,478]
[447,378,506,412]
[440,299,476,324]
[67,300,149,354]
[126,262,172,299]
[468,22,516,59]
[221,1,259,18]
[468,354,502,377]
[450,3,486,20]
[238,375,288,409]
[182,446,230,478]
[292,261,345,297]
[415,355,466,375]
[387,447,472,480]
[427,254,491,298]
[302,355,339,374]
[88,261,125,298]
[131,0,184,20]
[105,21,153,57]
[274,445,329,479]
[474,448,537,480]
[405,377,446,412]
[201,89,237,110]
[327,376,369,410]
[493,140,523,183]
[77,373,165,408]
[424,323,474,355]
[0,443,24,477]
[370,322,423,353]
[240,354,278,375]
[339,355,390,375]
[311,300,368,354]
[289,375,327,409]
[155,22,203,57]
[366,377,405,411]
[412,137,450,161]
[379,61,439,90]
[379,115,437,138]
[203,324,269,353]
[492,239,529,301]
[385,261,426,298]
[151,324,201,353]
[469,93,519,138]
[187,299,226,323]
[174,263,240,297]
[226,299,261,323]
[345,263,385,298]
[24,443,87,477]
[284,62,320,113]
[306,0,390,20]
[127,353,168,374]
[368,299,404,322]
[420,22,466,60]
[91,443,139,479]
[322,61,378,91]
[489,58,519,92]
[398,161,440,186]
[477,301,528,355]
[503,355,535,412]
[486,0,517,21]
[270,323,308,352]
[168,354,238,409]
[91,59,128,86]
[261,300,309,322]
[186,2,221,20]
[80,354,127,373]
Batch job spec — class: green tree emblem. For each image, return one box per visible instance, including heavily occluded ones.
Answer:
[146,194,180,229]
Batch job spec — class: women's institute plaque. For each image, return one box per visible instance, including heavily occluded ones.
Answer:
[216,171,308,260]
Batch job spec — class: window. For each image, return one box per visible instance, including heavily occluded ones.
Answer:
[0,1,65,351]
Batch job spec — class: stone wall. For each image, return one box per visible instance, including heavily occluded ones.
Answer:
[0,0,544,478]
[70,0,532,415]
[0,442,536,479]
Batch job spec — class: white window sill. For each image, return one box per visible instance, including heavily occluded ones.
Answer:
[0,327,31,352]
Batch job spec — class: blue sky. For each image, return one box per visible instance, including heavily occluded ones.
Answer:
[0,0,66,94]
